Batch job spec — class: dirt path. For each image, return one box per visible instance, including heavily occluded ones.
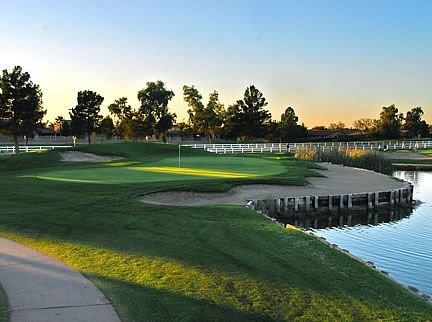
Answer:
[140,163,408,206]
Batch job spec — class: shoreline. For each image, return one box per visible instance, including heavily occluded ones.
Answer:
[140,163,409,206]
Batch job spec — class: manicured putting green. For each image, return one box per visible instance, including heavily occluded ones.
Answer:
[29,156,286,184]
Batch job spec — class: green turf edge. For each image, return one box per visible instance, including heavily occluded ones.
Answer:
[0,283,9,322]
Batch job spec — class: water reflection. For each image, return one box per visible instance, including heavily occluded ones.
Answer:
[310,170,432,297]
[277,207,413,229]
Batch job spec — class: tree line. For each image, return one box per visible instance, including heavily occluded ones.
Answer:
[1,66,431,153]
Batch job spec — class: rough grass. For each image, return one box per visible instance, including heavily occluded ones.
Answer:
[0,142,431,321]
[0,284,8,322]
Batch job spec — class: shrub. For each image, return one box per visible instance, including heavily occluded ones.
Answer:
[295,149,393,174]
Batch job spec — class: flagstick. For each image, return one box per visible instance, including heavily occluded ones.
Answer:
[178,144,181,167]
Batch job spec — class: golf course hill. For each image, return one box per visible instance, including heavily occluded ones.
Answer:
[0,142,430,321]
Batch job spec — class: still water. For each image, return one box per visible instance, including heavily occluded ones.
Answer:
[311,170,432,296]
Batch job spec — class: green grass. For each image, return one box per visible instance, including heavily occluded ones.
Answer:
[386,149,432,170]
[0,284,9,322]
[0,142,431,321]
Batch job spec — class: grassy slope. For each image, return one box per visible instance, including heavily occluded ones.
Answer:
[0,284,8,322]
[0,143,431,321]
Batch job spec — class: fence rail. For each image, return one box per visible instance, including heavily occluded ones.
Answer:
[183,140,432,154]
[0,145,73,153]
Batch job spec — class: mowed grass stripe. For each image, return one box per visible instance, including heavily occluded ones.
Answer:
[127,166,256,178]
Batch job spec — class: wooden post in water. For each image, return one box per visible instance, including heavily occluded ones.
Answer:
[348,194,353,209]
[390,191,395,206]
[339,195,344,209]
[276,198,281,213]
[328,195,333,210]
[367,193,373,209]
[294,198,299,212]
[314,196,319,209]
[284,197,290,213]
[374,192,380,207]
[305,196,310,212]
[406,187,412,203]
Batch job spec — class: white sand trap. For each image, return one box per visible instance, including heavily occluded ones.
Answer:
[60,151,124,162]
[140,163,408,206]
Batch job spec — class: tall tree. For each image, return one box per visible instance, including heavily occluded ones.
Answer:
[183,85,205,136]
[328,121,346,130]
[279,107,307,140]
[203,90,224,141]
[137,81,175,140]
[403,107,429,138]
[99,116,115,139]
[108,97,134,139]
[69,90,104,143]
[353,118,374,133]
[231,85,271,140]
[375,104,403,138]
[0,66,46,153]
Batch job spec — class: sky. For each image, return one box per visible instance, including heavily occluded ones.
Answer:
[1,0,431,127]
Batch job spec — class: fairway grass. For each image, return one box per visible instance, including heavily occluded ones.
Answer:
[0,143,431,321]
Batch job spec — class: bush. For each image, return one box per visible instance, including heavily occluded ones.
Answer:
[295,149,393,174]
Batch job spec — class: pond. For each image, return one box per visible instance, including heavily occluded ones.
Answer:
[309,170,432,297]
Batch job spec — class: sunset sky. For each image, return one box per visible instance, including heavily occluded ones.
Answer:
[1,0,431,127]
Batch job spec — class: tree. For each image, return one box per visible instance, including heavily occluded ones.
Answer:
[204,91,224,141]
[403,107,429,138]
[0,66,46,153]
[183,85,205,136]
[353,118,373,133]
[108,97,133,138]
[279,107,307,140]
[155,113,176,143]
[137,81,175,140]
[230,85,271,140]
[62,120,71,137]
[69,90,104,143]
[374,104,403,138]
[99,116,115,139]
[54,116,65,135]
[328,121,345,130]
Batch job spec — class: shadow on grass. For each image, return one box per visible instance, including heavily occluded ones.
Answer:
[90,274,275,322]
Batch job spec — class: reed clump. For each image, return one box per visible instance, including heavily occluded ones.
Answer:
[295,149,393,174]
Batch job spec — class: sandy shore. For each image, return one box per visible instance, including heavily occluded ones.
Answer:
[140,163,408,206]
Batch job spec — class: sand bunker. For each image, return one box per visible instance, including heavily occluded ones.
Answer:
[60,151,124,162]
[140,164,408,206]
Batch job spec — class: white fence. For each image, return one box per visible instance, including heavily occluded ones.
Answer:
[183,140,432,154]
[0,145,73,154]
